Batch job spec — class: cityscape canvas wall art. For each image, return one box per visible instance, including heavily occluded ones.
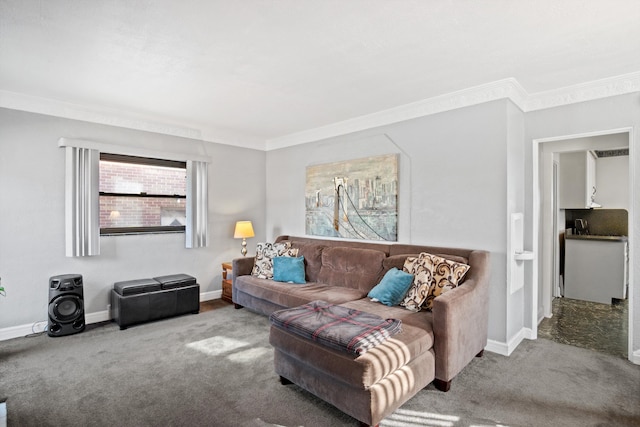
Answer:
[305,154,398,241]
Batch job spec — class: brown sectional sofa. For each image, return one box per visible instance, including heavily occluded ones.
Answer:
[232,235,491,426]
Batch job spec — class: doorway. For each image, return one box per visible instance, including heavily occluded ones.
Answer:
[538,297,629,357]
[532,128,633,360]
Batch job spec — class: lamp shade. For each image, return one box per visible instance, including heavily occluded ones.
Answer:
[234,221,255,239]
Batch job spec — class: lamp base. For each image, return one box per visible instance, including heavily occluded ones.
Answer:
[241,238,248,256]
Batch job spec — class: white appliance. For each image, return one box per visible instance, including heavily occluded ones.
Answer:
[564,235,628,304]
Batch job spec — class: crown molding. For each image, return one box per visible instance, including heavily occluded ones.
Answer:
[524,71,640,111]
[3,71,640,152]
[0,90,203,139]
[197,127,266,151]
[265,78,529,151]
[0,90,267,151]
[266,71,640,150]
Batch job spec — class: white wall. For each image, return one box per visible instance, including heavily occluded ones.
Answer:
[266,100,513,345]
[0,108,265,331]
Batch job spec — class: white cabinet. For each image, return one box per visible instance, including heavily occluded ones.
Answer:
[559,151,599,209]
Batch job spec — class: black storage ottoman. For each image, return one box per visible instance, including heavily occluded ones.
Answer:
[111,274,200,329]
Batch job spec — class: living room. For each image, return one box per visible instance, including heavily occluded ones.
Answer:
[1,2,639,426]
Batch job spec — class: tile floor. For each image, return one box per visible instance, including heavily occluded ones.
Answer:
[537,297,628,358]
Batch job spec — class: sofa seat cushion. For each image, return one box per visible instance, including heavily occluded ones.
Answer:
[270,301,403,355]
[270,319,433,389]
[235,276,367,308]
[317,247,386,291]
[340,298,434,331]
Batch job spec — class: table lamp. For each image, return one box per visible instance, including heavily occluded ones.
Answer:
[234,221,255,256]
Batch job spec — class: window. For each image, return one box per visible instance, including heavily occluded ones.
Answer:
[99,153,187,235]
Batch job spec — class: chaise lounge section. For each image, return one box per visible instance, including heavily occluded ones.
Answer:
[233,235,490,426]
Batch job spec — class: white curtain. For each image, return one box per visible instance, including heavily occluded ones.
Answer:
[186,160,208,248]
[65,146,100,257]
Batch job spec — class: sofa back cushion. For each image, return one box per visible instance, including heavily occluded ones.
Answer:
[290,242,326,282]
[277,235,392,254]
[318,247,386,292]
[389,244,471,260]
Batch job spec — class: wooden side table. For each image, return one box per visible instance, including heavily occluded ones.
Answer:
[221,262,233,303]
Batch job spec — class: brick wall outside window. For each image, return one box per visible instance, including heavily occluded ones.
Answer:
[99,161,186,229]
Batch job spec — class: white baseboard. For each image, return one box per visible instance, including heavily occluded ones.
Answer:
[0,323,45,342]
[200,290,221,301]
[0,291,223,342]
[489,328,640,364]
[485,339,508,356]
[85,310,110,324]
[522,327,535,340]
[485,327,533,356]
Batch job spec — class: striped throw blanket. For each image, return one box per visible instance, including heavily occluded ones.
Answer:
[269,300,402,355]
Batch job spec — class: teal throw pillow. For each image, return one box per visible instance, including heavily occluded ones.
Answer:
[273,256,306,284]
[368,267,414,306]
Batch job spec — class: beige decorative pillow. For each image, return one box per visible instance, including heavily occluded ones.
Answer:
[400,256,434,312]
[400,253,470,311]
[419,253,470,310]
[400,262,434,312]
[251,242,299,279]
[401,256,421,274]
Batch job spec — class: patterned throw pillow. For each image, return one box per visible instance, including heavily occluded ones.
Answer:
[420,253,470,310]
[400,256,435,312]
[400,253,470,311]
[251,242,299,279]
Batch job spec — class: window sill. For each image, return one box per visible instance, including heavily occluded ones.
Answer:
[100,229,185,236]
[101,231,185,237]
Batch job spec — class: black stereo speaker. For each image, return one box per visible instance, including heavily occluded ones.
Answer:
[48,274,85,337]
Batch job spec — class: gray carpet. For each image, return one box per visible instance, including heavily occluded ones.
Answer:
[1,304,639,427]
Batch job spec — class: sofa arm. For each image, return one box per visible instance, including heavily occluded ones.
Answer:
[232,257,255,282]
[232,257,255,307]
[431,250,490,384]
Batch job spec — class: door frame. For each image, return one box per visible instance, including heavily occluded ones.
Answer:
[531,127,635,361]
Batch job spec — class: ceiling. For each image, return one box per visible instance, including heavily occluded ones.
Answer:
[1,1,640,150]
